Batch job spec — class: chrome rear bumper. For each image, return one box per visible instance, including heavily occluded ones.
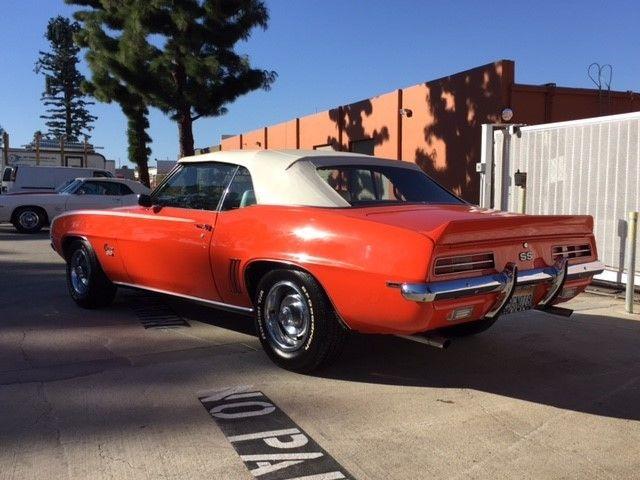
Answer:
[399,260,604,307]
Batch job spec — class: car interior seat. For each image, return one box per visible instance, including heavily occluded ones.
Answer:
[240,189,256,207]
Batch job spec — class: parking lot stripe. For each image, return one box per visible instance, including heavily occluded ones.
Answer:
[199,388,353,479]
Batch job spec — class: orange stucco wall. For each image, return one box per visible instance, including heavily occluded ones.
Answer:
[342,90,399,159]
[401,61,508,198]
[221,135,241,150]
[220,60,639,203]
[511,85,640,124]
[241,128,266,150]
[267,120,298,149]
[298,109,341,150]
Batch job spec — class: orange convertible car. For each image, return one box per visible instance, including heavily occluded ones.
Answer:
[51,150,603,372]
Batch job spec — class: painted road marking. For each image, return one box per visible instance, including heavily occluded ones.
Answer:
[199,387,352,480]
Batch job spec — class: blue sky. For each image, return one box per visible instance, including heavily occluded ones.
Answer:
[1,0,638,167]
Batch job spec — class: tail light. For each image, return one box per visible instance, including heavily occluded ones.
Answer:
[434,252,495,275]
[552,244,592,261]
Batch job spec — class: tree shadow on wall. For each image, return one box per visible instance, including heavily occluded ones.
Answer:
[325,100,390,151]
[415,63,505,201]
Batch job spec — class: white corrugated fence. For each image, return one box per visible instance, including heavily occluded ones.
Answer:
[480,111,640,286]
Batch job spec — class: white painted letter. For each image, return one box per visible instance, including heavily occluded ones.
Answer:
[264,433,308,449]
[240,453,324,477]
[209,401,275,419]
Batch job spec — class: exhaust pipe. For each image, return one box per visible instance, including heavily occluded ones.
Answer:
[396,333,451,349]
[535,305,573,317]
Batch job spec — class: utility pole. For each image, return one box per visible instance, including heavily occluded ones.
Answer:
[2,131,9,172]
[60,135,66,166]
[35,131,42,165]
[83,136,88,168]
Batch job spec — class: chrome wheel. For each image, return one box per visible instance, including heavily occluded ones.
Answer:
[70,249,91,296]
[264,280,311,352]
[18,210,39,230]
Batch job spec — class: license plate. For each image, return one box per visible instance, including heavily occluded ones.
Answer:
[502,286,534,315]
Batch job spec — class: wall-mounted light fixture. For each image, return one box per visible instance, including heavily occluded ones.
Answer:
[399,108,413,118]
[256,141,262,147]
[501,108,514,122]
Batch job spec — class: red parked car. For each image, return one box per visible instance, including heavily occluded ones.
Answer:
[50,150,603,372]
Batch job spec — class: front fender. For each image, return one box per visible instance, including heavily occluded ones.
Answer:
[50,211,130,283]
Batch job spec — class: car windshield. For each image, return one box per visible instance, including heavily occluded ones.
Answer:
[316,165,463,206]
[57,179,82,194]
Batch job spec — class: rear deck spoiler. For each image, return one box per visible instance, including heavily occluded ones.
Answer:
[428,214,594,245]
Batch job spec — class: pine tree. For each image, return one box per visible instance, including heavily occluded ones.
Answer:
[69,0,276,158]
[35,16,97,141]
[146,0,277,157]
[70,3,152,186]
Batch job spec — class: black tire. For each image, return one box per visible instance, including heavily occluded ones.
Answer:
[255,269,347,373]
[438,317,498,337]
[65,239,117,309]
[13,207,46,234]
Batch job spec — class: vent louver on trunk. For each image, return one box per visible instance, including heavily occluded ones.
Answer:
[434,252,495,275]
[552,244,592,260]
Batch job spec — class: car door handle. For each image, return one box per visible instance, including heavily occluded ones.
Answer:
[195,223,213,231]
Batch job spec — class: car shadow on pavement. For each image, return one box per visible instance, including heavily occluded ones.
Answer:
[317,311,640,421]
[2,242,638,424]
[0,227,50,241]
[162,293,640,422]
[167,297,256,336]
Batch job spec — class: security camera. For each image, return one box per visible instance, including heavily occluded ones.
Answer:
[399,108,413,118]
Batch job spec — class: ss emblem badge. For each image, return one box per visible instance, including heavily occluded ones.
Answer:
[519,251,533,261]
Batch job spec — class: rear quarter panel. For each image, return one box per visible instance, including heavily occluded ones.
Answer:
[212,205,436,333]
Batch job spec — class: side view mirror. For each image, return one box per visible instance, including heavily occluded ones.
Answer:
[138,193,153,207]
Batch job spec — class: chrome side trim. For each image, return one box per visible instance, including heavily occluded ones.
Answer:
[113,281,254,314]
[398,260,605,304]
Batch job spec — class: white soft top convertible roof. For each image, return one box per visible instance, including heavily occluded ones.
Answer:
[179,149,422,207]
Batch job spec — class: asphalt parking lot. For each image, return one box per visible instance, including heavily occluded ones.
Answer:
[1,225,640,480]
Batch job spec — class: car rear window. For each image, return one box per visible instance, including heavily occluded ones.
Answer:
[316,165,462,206]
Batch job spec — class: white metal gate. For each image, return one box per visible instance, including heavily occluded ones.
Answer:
[478,111,640,286]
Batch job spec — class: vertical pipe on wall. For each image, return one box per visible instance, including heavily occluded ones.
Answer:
[544,84,556,123]
[337,106,344,151]
[295,118,300,149]
[626,211,638,313]
[518,185,527,214]
[397,89,403,161]
[500,60,515,112]
[263,127,268,150]
[239,134,243,150]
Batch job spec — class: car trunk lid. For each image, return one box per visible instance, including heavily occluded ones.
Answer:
[341,204,593,245]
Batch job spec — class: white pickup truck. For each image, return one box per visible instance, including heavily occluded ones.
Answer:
[0,177,149,233]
